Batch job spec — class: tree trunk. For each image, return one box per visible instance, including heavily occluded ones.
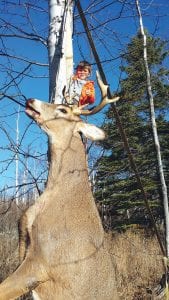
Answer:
[48,0,73,104]
[15,105,20,205]
[136,0,169,257]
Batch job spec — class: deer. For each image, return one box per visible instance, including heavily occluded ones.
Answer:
[0,72,120,300]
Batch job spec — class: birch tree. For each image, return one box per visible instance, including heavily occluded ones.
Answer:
[48,0,74,103]
[136,0,169,257]
[15,105,20,205]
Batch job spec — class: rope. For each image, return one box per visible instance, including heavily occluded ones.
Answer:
[76,0,166,257]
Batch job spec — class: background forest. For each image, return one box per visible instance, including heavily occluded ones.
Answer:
[95,32,169,230]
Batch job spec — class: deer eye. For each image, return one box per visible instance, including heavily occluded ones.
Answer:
[58,108,67,114]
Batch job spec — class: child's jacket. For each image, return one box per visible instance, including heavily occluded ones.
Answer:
[79,80,95,105]
[67,75,95,106]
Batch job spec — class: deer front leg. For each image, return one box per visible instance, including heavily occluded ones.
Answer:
[0,257,48,300]
[18,212,30,263]
[19,203,41,263]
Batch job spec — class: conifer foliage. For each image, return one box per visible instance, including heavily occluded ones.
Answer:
[95,32,169,230]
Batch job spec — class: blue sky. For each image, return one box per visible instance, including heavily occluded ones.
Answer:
[0,0,169,195]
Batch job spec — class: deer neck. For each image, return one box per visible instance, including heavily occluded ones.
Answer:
[46,129,88,189]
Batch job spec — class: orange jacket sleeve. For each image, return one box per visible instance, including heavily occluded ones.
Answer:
[79,81,95,106]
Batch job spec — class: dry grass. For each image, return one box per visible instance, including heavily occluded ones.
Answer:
[0,202,165,299]
[0,201,33,300]
[109,230,164,299]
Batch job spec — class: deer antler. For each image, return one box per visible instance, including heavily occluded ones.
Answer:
[62,86,71,105]
[62,86,79,106]
[73,71,120,116]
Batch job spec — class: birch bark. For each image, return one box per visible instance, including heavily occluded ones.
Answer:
[136,0,169,257]
[15,105,20,205]
[48,0,73,104]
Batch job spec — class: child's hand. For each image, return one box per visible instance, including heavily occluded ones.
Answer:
[85,89,91,96]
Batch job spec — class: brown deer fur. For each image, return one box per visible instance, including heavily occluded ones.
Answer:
[0,88,119,299]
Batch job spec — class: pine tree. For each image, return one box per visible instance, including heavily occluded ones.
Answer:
[95,32,169,230]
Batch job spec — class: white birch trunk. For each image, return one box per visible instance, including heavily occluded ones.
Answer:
[15,105,20,205]
[22,156,28,203]
[136,0,169,257]
[48,0,73,104]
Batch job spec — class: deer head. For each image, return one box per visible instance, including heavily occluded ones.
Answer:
[26,72,120,142]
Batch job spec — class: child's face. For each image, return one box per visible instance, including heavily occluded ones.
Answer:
[76,67,90,80]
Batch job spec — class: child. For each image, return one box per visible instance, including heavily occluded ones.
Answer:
[63,61,95,106]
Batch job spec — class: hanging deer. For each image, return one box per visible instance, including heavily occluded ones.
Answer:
[0,72,120,300]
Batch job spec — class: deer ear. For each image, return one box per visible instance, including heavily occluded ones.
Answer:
[76,123,105,141]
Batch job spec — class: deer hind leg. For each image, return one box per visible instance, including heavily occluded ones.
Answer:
[0,256,48,300]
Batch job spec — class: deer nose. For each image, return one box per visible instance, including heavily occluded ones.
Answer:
[26,98,34,103]
[26,98,35,106]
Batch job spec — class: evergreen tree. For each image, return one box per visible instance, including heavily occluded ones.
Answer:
[95,32,169,230]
